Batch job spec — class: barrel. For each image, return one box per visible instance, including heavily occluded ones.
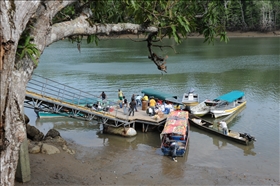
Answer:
[142,100,148,111]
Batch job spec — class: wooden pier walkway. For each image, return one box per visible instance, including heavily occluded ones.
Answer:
[24,74,167,132]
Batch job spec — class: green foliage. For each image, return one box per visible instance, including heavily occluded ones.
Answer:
[51,0,278,46]
[17,33,40,66]
[86,34,99,45]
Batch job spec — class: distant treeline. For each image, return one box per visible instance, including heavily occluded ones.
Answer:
[222,0,280,31]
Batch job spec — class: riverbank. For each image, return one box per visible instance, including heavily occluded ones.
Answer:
[103,30,280,39]
[15,140,278,185]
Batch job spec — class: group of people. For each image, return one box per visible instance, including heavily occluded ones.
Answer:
[144,96,180,116]
[118,89,141,116]
[98,89,183,118]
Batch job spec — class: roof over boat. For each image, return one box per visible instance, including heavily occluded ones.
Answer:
[214,90,245,103]
[141,88,177,100]
[161,111,189,135]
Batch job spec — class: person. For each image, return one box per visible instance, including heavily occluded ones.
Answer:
[175,104,181,110]
[123,96,128,115]
[166,102,174,111]
[131,94,138,112]
[160,102,166,112]
[149,96,156,116]
[135,95,142,106]
[99,91,107,101]
[118,89,123,101]
[219,120,228,135]
[170,141,179,162]
[128,98,137,116]
[142,94,148,101]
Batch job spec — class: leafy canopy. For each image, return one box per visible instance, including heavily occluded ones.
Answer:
[53,0,229,44]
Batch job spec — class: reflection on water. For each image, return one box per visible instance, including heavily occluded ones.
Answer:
[161,145,189,178]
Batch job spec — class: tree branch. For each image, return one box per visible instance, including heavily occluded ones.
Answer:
[46,14,158,45]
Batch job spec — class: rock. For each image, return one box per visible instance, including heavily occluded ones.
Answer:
[44,136,67,147]
[104,127,137,137]
[33,133,45,141]
[66,149,75,155]
[26,124,44,141]
[41,144,60,155]
[45,129,61,139]
[24,114,30,125]
[29,145,41,154]
[62,144,67,151]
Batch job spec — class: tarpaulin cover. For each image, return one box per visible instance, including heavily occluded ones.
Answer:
[161,111,189,135]
[141,88,177,100]
[214,90,245,103]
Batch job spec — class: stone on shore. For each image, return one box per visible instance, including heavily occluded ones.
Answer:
[45,128,61,139]
[26,124,44,141]
[41,144,60,155]
[29,145,41,154]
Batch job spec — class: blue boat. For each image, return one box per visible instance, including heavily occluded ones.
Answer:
[160,111,190,158]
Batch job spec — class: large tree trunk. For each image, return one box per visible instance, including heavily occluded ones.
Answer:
[0,1,40,185]
[0,1,156,185]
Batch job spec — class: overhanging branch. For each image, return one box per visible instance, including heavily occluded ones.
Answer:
[46,14,158,46]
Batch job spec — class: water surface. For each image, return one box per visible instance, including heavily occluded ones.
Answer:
[26,37,279,180]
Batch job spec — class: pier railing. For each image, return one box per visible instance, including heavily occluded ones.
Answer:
[26,74,119,107]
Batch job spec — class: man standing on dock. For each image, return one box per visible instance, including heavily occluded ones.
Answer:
[128,99,137,116]
[118,89,123,101]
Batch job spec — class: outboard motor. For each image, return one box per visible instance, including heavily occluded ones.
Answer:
[244,133,256,142]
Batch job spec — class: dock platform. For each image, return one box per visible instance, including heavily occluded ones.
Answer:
[24,74,167,132]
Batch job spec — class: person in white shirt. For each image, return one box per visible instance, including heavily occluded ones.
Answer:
[135,95,142,106]
[219,120,228,135]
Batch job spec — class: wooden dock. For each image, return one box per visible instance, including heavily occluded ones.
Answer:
[24,74,167,132]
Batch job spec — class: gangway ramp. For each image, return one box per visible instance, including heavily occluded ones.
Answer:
[24,74,134,127]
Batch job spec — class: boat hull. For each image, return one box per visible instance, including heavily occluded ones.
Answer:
[37,112,69,118]
[190,100,210,117]
[161,143,187,156]
[188,114,255,145]
[211,101,246,118]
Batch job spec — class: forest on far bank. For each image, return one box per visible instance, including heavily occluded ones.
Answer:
[218,0,279,32]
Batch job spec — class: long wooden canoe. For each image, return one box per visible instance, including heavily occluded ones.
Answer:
[188,114,256,145]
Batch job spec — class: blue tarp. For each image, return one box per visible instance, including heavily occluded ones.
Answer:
[214,90,245,103]
[141,88,177,101]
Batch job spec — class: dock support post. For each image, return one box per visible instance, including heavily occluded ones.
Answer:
[145,125,149,132]
[142,123,145,132]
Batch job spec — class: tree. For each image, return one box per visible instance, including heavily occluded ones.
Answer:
[0,1,228,185]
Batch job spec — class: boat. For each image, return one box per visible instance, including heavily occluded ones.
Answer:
[188,114,256,145]
[181,88,199,106]
[160,111,190,157]
[35,111,69,118]
[189,99,212,117]
[141,88,178,102]
[210,90,246,118]
[34,98,117,118]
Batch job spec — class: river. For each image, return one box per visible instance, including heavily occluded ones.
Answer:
[24,37,279,180]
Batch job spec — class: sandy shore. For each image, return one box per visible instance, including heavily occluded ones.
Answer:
[15,140,279,185]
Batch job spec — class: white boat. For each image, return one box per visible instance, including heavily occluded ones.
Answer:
[190,99,214,117]
[210,90,246,118]
[181,88,199,106]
